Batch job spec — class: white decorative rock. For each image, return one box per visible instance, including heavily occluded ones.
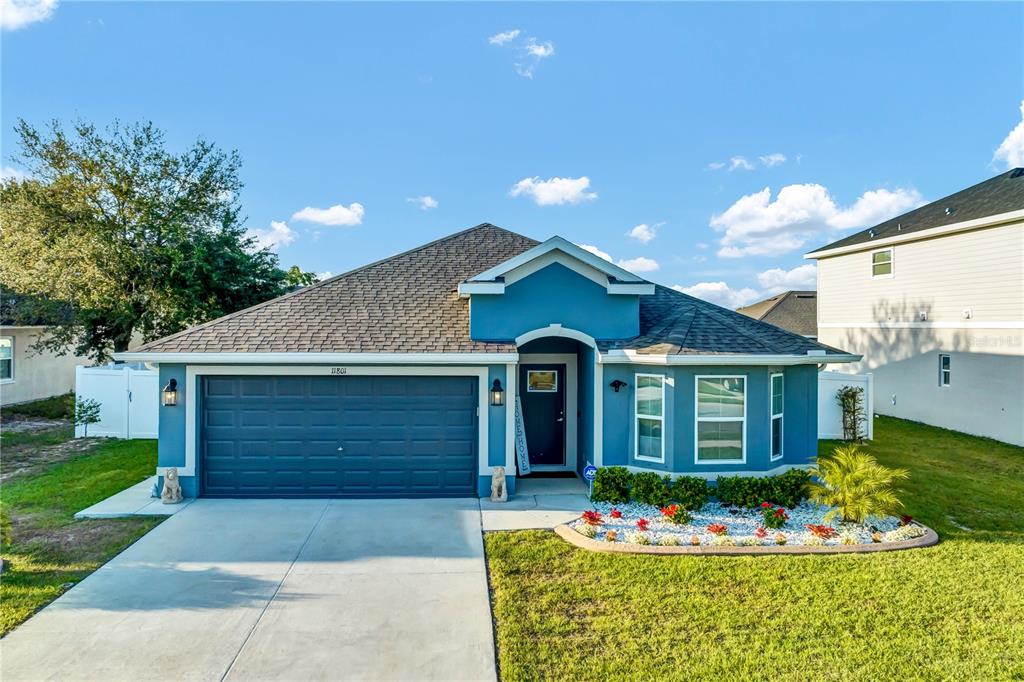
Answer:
[490,466,508,502]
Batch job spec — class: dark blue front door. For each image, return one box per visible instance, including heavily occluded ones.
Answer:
[519,364,566,466]
[200,375,478,498]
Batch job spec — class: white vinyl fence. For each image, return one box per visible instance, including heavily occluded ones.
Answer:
[75,364,159,439]
[818,371,874,440]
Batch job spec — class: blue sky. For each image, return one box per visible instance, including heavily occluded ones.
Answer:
[3,1,1023,307]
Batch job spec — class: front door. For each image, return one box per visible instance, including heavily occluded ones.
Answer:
[519,364,566,467]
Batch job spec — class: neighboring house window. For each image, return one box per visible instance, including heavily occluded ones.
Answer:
[770,373,783,461]
[695,376,746,463]
[0,337,12,382]
[635,374,665,463]
[939,354,951,387]
[871,249,893,278]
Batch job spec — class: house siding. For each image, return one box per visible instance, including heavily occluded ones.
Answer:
[816,219,1024,446]
[0,327,90,406]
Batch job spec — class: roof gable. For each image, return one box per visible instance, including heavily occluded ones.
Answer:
[459,236,654,296]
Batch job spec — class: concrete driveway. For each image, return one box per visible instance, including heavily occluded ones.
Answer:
[0,498,496,682]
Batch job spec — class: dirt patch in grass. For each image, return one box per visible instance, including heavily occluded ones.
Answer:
[1,426,101,482]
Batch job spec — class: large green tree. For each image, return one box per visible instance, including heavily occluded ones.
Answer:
[0,119,290,362]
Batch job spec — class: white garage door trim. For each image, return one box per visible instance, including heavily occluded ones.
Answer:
[164,365,490,477]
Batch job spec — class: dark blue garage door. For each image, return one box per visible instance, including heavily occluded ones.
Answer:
[200,375,478,498]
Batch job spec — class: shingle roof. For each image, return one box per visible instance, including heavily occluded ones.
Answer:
[808,168,1024,255]
[600,286,840,356]
[736,291,817,338]
[135,224,539,354]
[137,223,849,357]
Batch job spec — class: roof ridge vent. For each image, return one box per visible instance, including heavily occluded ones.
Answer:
[945,207,956,216]
[1010,168,1024,178]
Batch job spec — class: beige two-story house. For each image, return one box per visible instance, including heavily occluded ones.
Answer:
[806,169,1024,446]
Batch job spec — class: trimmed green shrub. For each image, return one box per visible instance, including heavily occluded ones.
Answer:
[631,472,670,507]
[668,476,711,510]
[714,469,811,508]
[591,466,632,503]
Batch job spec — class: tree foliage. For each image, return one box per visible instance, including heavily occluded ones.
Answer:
[0,119,288,361]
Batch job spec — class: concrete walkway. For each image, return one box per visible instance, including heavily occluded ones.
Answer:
[1,498,496,682]
[480,476,591,531]
[75,476,193,519]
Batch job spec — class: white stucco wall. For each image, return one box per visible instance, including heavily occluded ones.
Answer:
[0,327,89,406]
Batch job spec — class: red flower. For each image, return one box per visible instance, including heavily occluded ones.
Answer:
[805,524,838,539]
[754,527,768,539]
[636,518,650,531]
[775,508,787,518]
[581,510,603,526]
[761,501,772,509]
[610,508,623,519]
[900,514,914,526]
[660,504,679,518]
[707,523,728,536]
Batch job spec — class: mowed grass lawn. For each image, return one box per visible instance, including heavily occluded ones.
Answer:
[0,435,160,636]
[486,416,1024,681]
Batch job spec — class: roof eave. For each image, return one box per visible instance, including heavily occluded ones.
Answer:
[804,208,1024,260]
[599,351,862,365]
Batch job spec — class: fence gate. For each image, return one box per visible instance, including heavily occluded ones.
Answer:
[75,364,159,439]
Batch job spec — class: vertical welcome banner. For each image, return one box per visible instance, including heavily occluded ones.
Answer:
[514,396,531,475]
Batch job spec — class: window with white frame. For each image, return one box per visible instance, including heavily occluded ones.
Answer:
[635,374,665,462]
[696,376,746,463]
[0,337,12,382]
[770,373,783,461]
[938,354,951,387]
[871,249,893,278]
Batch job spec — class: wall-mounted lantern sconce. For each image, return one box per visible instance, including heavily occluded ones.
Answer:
[162,378,178,407]
[490,379,505,407]
[609,379,628,393]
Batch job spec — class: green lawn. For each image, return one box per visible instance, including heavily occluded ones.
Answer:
[0,437,160,636]
[486,416,1024,681]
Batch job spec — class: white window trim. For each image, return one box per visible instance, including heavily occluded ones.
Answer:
[694,374,747,465]
[634,373,666,464]
[0,336,13,384]
[938,353,951,387]
[770,372,783,461]
[870,248,894,279]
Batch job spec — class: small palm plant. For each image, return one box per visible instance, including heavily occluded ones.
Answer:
[808,445,909,524]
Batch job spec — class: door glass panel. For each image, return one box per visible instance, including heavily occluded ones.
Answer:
[526,370,558,392]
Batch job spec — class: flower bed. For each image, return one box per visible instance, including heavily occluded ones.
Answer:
[565,500,935,552]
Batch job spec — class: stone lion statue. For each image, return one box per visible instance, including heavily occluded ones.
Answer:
[161,467,183,504]
[490,466,508,503]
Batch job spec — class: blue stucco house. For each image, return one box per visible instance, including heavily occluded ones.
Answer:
[116,224,858,499]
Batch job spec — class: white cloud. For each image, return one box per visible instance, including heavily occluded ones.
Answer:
[510,176,597,206]
[729,156,755,171]
[1,165,28,181]
[316,271,333,281]
[712,183,923,258]
[707,161,726,170]
[525,38,554,58]
[292,202,365,226]
[617,256,659,273]
[759,153,787,168]
[1,0,57,30]
[248,220,296,251]
[577,244,658,273]
[577,243,613,261]
[672,282,761,309]
[626,222,663,244]
[994,99,1024,169]
[407,195,438,211]
[488,29,520,45]
[757,263,817,293]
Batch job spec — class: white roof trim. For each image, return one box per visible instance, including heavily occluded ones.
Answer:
[112,352,520,365]
[599,350,861,366]
[515,324,598,349]
[805,208,1024,259]
[462,236,651,296]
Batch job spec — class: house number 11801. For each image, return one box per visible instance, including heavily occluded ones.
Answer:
[330,367,348,375]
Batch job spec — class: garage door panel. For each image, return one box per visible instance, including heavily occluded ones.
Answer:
[201,375,478,498]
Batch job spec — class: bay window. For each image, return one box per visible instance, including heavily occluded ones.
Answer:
[635,374,665,463]
[695,376,746,463]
